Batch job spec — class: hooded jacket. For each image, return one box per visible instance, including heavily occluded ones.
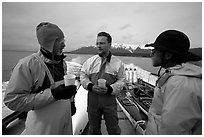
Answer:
[3,51,74,135]
[3,22,73,135]
[4,22,66,112]
[145,62,202,135]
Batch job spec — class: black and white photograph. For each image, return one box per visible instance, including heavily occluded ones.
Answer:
[2,1,202,135]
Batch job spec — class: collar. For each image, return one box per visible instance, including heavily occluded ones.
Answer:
[40,47,66,61]
[107,51,112,62]
[156,71,172,88]
[156,65,182,88]
[38,50,62,64]
[166,64,182,72]
[99,51,112,62]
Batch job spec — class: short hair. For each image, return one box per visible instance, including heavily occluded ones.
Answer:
[171,52,188,64]
[97,32,112,44]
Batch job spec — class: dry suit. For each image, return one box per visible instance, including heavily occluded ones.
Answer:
[145,62,202,134]
[80,52,126,134]
[4,51,74,134]
[4,22,76,135]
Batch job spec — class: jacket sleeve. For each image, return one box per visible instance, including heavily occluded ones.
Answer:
[3,59,56,112]
[110,61,126,95]
[159,77,202,134]
[80,59,92,90]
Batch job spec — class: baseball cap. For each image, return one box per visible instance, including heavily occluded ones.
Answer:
[145,30,201,61]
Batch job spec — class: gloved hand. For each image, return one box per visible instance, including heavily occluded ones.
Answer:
[87,83,113,95]
[51,84,77,100]
[71,101,76,116]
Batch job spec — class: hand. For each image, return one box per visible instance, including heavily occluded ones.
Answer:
[51,84,77,100]
[87,83,113,95]
[92,85,107,95]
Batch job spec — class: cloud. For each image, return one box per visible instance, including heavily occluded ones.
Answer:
[122,33,134,41]
[119,24,132,30]
[97,24,109,32]
[86,34,95,40]
[2,2,202,51]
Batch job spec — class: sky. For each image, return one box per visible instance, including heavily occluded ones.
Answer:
[2,2,202,52]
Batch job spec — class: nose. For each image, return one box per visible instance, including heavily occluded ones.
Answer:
[97,44,101,48]
[61,42,66,48]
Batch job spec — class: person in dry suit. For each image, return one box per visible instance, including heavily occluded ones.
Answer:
[3,22,77,135]
[145,30,202,135]
[80,32,126,134]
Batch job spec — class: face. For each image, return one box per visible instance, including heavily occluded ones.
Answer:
[151,49,163,67]
[53,38,66,56]
[96,36,111,57]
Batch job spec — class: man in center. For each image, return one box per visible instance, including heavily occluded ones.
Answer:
[80,32,126,134]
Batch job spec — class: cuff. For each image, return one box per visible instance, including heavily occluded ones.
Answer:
[106,85,113,95]
[87,83,94,91]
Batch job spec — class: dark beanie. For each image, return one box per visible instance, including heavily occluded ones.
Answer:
[36,22,64,52]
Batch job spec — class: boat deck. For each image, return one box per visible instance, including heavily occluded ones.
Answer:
[3,103,141,135]
[3,63,156,135]
[3,82,152,135]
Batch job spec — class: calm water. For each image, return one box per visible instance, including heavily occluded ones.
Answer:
[2,50,159,81]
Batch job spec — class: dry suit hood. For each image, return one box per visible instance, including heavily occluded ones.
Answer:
[169,62,202,79]
[36,22,64,53]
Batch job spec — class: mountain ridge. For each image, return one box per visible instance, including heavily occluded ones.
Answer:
[65,44,202,58]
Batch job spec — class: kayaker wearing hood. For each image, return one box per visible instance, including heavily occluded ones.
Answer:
[4,22,77,135]
[145,30,202,135]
